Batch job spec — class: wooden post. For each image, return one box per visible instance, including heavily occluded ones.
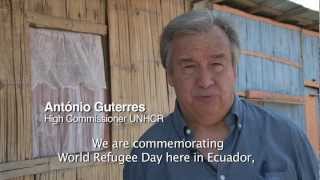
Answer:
[305,94,320,155]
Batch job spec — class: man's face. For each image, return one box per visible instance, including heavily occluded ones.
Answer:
[167,26,236,126]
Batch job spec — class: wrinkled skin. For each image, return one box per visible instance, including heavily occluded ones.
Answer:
[167,26,236,140]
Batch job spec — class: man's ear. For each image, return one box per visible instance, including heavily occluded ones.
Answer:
[166,71,174,87]
[232,64,237,80]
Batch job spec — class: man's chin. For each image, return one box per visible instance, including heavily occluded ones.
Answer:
[193,95,219,105]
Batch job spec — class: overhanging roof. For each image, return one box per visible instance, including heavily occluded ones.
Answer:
[210,0,319,32]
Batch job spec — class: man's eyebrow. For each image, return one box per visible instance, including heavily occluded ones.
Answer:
[178,58,194,64]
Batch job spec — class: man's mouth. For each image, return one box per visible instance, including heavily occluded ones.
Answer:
[194,95,216,103]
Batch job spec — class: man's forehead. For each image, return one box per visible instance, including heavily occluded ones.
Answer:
[171,26,231,51]
[172,25,229,41]
[171,30,231,57]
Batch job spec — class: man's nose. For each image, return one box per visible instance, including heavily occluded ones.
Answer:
[197,67,214,88]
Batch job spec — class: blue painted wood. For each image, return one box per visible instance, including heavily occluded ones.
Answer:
[262,102,306,131]
[244,55,263,90]
[213,11,304,96]
[236,55,247,92]
[303,34,319,82]
[288,30,301,64]
[261,59,274,92]
[260,21,273,56]
[213,9,319,131]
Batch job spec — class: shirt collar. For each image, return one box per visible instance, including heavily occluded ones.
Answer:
[171,95,242,140]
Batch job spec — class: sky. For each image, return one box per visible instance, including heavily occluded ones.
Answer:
[290,0,319,11]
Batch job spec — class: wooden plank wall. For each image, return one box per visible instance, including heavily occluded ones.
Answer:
[302,33,320,153]
[107,0,187,169]
[0,0,190,179]
[211,8,304,96]
[209,4,319,129]
[202,2,320,152]
[305,95,320,153]
[26,0,106,24]
[302,33,319,83]
[0,0,33,180]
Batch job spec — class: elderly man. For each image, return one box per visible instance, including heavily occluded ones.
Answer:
[123,10,319,180]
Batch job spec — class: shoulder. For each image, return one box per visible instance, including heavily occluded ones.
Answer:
[240,98,301,132]
[240,99,318,178]
[239,98,308,148]
[239,99,316,161]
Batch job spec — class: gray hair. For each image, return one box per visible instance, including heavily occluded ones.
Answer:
[160,10,240,71]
